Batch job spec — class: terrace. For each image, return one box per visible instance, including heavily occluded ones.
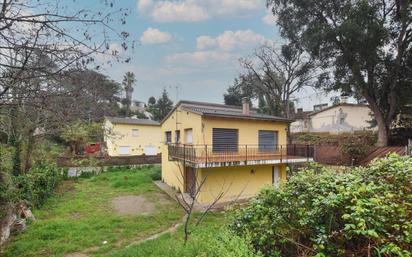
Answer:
[168,144,314,168]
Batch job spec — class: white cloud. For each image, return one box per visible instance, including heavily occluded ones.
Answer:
[197,30,268,51]
[166,50,232,63]
[138,0,264,23]
[208,0,264,15]
[140,27,172,45]
[151,1,208,22]
[137,0,153,12]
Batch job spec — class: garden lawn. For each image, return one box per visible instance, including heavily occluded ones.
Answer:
[104,213,230,257]
[1,166,184,257]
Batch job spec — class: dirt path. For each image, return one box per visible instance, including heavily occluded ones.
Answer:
[111,195,155,216]
[124,214,187,249]
[64,209,186,257]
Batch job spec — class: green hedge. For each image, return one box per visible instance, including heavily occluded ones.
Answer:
[13,162,63,208]
[232,154,412,257]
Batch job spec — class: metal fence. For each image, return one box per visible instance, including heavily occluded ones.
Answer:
[168,144,314,165]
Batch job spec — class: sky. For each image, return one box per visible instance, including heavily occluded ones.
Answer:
[88,0,340,111]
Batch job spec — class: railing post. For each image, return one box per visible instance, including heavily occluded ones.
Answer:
[183,144,186,166]
[245,145,248,165]
[280,145,283,163]
[294,144,296,156]
[205,145,208,167]
[306,144,309,161]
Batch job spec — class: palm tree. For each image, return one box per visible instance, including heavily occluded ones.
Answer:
[122,71,136,117]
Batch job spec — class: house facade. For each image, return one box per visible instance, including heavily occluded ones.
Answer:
[161,99,313,204]
[291,103,376,133]
[104,117,161,156]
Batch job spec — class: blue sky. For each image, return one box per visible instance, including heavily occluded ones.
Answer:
[87,0,337,111]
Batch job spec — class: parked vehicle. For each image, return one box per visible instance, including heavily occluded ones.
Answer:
[84,142,103,155]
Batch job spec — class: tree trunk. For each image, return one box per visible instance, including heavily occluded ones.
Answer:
[23,130,35,173]
[362,91,390,147]
[371,107,390,147]
[376,120,389,147]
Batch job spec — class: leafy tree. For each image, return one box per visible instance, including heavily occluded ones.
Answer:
[148,96,156,106]
[224,75,256,106]
[61,122,103,155]
[224,84,243,106]
[122,71,136,117]
[150,89,173,121]
[268,0,412,146]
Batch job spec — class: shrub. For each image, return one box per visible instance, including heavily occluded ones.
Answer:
[0,144,14,173]
[149,166,161,181]
[340,134,372,164]
[199,230,262,257]
[232,154,412,257]
[13,162,63,208]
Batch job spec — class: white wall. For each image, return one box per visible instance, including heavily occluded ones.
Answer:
[309,105,376,133]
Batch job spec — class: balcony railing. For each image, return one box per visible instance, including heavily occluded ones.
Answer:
[168,144,314,167]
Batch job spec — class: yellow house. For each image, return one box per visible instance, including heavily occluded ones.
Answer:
[161,99,314,204]
[104,117,161,156]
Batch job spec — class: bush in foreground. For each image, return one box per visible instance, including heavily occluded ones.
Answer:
[13,162,63,208]
[232,154,412,257]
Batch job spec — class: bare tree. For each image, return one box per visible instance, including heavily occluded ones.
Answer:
[0,0,133,101]
[240,43,318,118]
[0,0,133,174]
[171,161,249,245]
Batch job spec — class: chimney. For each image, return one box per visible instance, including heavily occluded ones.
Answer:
[242,97,250,115]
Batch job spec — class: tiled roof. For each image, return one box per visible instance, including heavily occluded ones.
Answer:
[105,117,160,126]
[162,100,293,123]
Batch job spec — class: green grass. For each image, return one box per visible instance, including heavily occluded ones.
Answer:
[1,166,184,257]
[104,213,231,257]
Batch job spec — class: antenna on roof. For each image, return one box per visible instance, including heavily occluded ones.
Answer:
[168,84,180,103]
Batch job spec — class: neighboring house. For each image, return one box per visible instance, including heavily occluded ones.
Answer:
[104,117,161,156]
[161,99,314,204]
[291,103,376,133]
[290,108,313,133]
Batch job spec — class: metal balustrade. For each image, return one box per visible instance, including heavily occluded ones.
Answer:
[168,144,314,167]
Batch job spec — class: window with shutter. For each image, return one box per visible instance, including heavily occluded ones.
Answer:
[165,131,172,144]
[212,128,238,152]
[259,130,278,152]
[185,129,193,144]
[175,130,181,143]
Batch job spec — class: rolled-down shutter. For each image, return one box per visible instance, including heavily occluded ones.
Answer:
[212,128,238,152]
[259,131,278,152]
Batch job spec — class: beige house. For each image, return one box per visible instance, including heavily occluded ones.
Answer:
[104,117,161,156]
[291,103,376,133]
[161,100,313,204]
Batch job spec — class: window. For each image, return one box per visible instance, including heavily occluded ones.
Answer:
[119,146,130,155]
[131,129,139,137]
[212,128,238,152]
[175,130,181,143]
[165,131,172,144]
[185,129,193,144]
[259,130,278,152]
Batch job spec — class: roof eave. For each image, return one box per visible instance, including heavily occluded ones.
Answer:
[203,113,294,123]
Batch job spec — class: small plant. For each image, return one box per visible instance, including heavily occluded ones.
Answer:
[149,166,161,181]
